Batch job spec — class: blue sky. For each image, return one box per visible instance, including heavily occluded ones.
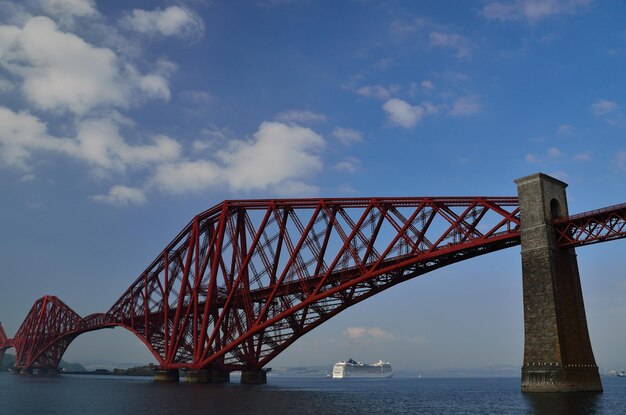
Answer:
[1,0,626,372]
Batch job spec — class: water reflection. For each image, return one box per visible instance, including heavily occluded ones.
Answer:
[523,392,602,415]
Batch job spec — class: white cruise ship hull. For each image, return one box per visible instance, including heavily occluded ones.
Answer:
[332,359,393,379]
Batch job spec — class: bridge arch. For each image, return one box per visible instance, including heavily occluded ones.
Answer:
[550,198,564,220]
[58,324,159,370]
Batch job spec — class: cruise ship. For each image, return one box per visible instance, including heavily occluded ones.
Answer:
[332,359,393,379]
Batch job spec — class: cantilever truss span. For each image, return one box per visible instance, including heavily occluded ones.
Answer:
[1,196,522,371]
[105,197,522,371]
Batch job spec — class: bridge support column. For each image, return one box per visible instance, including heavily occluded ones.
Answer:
[515,173,602,393]
[184,369,230,383]
[240,368,268,384]
[154,368,180,382]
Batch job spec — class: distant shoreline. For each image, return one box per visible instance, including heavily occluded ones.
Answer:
[62,370,153,377]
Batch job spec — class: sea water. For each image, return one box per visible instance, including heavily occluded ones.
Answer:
[1,373,625,414]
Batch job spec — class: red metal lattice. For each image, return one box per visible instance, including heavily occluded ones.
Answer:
[5,197,522,371]
[104,197,522,370]
[554,203,626,248]
[0,323,7,345]
[6,197,626,372]
[10,296,83,368]
[0,323,9,365]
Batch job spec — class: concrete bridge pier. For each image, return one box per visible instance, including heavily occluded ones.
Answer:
[11,367,58,375]
[240,368,269,384]
[515,173,602,392]
[154,368,180,382]
[184,369,230,383]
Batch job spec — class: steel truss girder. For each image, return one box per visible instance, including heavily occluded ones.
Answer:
[6,196,526,371]
[10,296,82,368]
[101,197,522,370]
[554,203,626,248]
[0,323,9,365]
[0,322,7,345]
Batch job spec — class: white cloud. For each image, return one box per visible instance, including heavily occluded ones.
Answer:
[429,31,471,58]
[42,0,98,22]
[138,73,171,101]
[0,16,176,116]
[151,122,325,195]
[0,25,21,54]
[91,185,147,206]
[0,107,181,172]
[122,6,204,39]
[275,180,320,196]
[422,102,440,115]
[383,98,425,128]
[275,110,327,124]
[332,127,363,145]
[0,17,172,115]
[73,118,182,171]
[218,122,324,191]
[482,0,593,23]
[0,106,73,169]
[1,17,124,114]
[591,99,617,116]
[343,326,395,341]
[333,157,360,174]
[355,84,394,100]
[449,97,482,116]
[151,160,221,194]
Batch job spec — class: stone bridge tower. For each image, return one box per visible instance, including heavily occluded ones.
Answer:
[515,173,602,392]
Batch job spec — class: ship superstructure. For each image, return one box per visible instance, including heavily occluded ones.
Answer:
[332,359,393,379]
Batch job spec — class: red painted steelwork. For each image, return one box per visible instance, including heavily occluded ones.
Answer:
[6,197,625,373]
[10,296,84,368]
[0,323,7,345]
[554,202,626,248]
[0,322,9,365]
[6,197,522,371]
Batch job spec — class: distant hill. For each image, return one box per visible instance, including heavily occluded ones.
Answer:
[1,353,16,369]
[1,354,86,372]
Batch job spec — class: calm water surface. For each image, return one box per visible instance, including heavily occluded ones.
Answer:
[1,373,625,414]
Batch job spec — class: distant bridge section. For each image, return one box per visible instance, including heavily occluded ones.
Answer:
[554,202,626,248]
[0,322,10,365]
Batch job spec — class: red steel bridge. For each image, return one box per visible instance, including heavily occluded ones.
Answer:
[1,178,625,383]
